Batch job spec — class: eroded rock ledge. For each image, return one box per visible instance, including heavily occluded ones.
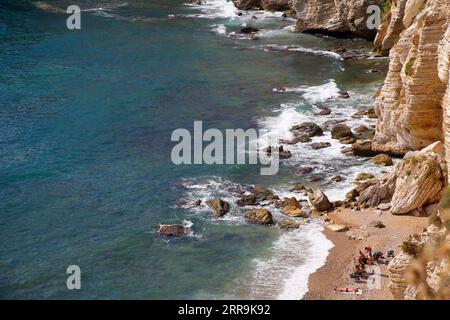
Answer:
[291,0,385,39]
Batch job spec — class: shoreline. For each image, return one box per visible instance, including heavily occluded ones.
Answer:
[303,208,429,300]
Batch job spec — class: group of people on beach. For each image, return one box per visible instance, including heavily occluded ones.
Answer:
[334,247,395,295]
[351,247,394,280]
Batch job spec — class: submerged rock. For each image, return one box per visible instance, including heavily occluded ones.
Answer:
[206,198,230,217]
[278,218,300,229]
[295,166,315,175]
[158,224,186,237]
[241,26,260,34]
[245,208,273,225]
[310,142,331,149]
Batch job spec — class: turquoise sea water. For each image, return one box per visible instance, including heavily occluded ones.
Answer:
[0,0,388,299]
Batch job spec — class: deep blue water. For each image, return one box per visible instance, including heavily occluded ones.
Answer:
[0,0,387,299]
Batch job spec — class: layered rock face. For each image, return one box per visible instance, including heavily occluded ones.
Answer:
[291,0,385,39]
[373,0,450,153]
[357,141,447,214]
[440,25,450,180]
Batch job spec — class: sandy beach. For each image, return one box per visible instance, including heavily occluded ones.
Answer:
[303,208,430,300]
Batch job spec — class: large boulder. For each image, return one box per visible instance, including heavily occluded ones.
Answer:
[281,197,304,217]
[236,194,257,206]
[290,122,323,138]
[158,224,186,237]
[372,154,393,166]
[278,218,301,229]
[245,208,274,225]
[308,189,333,211]
[358,141,447,214]
[206,198,230,217]
[331,123,353,139]
[390,142,447,214]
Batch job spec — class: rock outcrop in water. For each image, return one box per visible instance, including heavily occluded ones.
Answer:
[373,0,450,154]
[291,0,385,39]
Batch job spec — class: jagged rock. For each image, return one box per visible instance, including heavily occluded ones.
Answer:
[241,26,260,34]
[390,142,447,214]
[352,140,408,157]
[310,142,331,149]
[332,200,344,207]
[317,107,332,115]
[265,145,292,159]
[308,189,333,211]
[322,119,346,131]
[367,108,377,119]
[346,189,359,202]
[332,175,343,182]
[331,123,353,139]
[290,183,306,192]
[290,122,323,138]
[158,224,186,237]
[295,166,315,174]
[233,0,262,10]
[339,136,356,144]
[280,134,311,144]
[250,186,278,201]
[372,154,393,166]
[245,208,274,225]
[262,0,291,11]
[327,224,349,232]
[355,172,375,181]
[354,125,369,133]
[206,199,230,217]
[278,218,301,229]
[236,194,257,206]
[281,197,304,216]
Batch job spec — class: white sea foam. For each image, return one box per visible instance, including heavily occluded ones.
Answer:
[263,44,343,60]
[248,221,333,299]
[211,24,227,35]
[184,0,238,19]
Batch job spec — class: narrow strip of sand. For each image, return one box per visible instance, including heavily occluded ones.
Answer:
[303,208,429,300]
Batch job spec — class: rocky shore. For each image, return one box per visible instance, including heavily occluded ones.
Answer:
[171,0,450,299]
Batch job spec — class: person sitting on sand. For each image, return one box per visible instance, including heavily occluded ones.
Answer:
[387,249,394,258]
[334,287,363,294]
[358,251,367,265]
[372,251,384,262]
